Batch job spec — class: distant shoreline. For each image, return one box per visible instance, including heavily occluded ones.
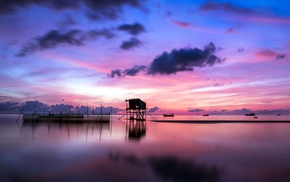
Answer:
[151,120,290,124]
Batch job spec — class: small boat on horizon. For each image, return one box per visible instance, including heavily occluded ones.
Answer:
[203,114,209,116]
[245,112,256,116]
[163,113,174,117]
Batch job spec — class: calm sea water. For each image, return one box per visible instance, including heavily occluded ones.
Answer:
[1,114,290,182]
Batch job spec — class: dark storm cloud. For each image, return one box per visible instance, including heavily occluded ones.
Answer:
[108,69,122,78]
[18,29,114,56]
[0,0,78,14]
[0,102,20,111]
[109,42,224,77]
[0,0,144,20]
[33,29,82,48]
[21,100,51,112]
[147,42,224,75]
[118,23,145,35]
[276,54,286,59]
[0,100,122,114]
[148,106,159,112]
[0,101,50,112]
[123,65,147,76]
[108,65,147,78]
[84,0,144,20]
[188,108,204,113]
[120,37,143,50]
[200,1,253,14]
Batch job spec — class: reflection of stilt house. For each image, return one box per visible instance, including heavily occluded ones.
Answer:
[126,98,146,121]
[127,120,146,141]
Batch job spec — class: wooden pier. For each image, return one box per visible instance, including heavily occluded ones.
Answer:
[23,113,111,123]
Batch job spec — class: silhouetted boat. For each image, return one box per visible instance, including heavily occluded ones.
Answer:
[203,114,209,116]
[163,113,174,117]
[245,112,256,116]
[277,114,281,116]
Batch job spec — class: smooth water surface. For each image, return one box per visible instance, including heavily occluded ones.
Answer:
[1,114,290,182]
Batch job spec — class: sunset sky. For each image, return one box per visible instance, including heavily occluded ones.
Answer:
[1,0,290,113]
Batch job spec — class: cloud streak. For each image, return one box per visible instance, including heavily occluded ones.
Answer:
[120,37,143,50]
[108,65,147,78]
[118,23,145,35]
[255,49,287,60]
[200,2,253,14]
[18,29,114,56]
[225,25,241,34]
[199,1,290,25]
[188,109,204,113]
[171,20,221,33]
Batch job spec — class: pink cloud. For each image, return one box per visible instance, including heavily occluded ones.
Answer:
[255,49,288,60]
[171,20,222,33]
[255,50,278,58]
[171,20,190,28]
[40,52,109,73]
[226,13,290,25]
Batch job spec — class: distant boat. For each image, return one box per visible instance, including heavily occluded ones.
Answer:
[277,114,281,116]
[245,112,256,116]
[203,114,209,116]
[163,113,174,117]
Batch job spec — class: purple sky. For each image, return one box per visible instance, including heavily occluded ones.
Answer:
[1,0,290,114]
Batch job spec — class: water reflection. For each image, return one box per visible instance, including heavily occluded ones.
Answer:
[21,119,111,142]
[1,115,290,182]
[20,118,147,142]
[148,155,223,181]
[107,152,224,182]
[126,119,146,141]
